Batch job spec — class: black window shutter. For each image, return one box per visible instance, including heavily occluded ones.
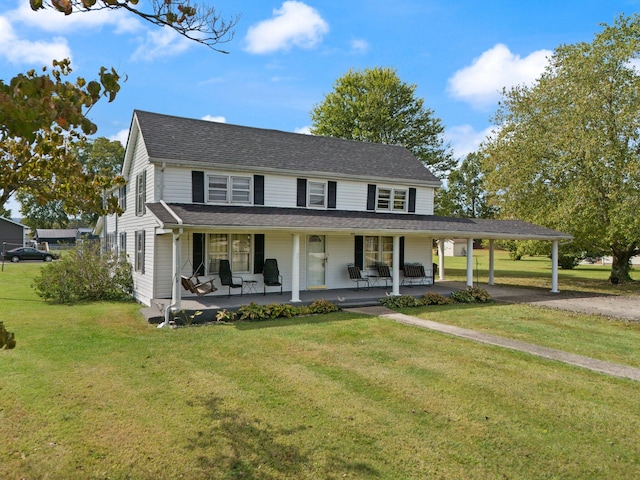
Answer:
[408,188,416,213]
[254,175,265,205]
[192,171,205,203]
[366,184,376,211]
[399,236,405,270]
[354,235,364,270]
[297,178,307,207]
[193,233,205,275]
[254,234,265,274]
[328,181,337,209]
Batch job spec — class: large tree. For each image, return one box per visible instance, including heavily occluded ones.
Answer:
[310,67,454,178]
[32,0,238,52]
[0,59,124,215]
[482,15,640,283]
[435,152,497,218]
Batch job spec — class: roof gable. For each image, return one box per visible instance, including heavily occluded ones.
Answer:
[133,110,441,186]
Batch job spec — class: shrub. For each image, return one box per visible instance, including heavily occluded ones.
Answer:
[421,292,453,305]
[0,322,16,350]
[450,287,492,304]
[237,302,269,321]
[450,289,476,303]
[380,295,422,309]
[558,255,580,270]
[309,299,340,314]
[33,242,133,304]
[215,309,237,322]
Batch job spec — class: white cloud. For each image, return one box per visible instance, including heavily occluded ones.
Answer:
[202,115,227,123]
[350,38,370,55]
[294,125,311,134]
[448,43,551,109]
[8,1,140,34]
[131,27,192,61]
[0,16,71,64]
[244,1,329,54]
[109,129,130,147]
[447,124,496,159]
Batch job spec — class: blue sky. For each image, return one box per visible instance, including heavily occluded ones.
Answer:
[1,0,638,214]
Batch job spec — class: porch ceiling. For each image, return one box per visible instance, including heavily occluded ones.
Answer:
[146,203,572,242]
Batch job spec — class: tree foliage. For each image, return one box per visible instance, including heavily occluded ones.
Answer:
[16,137,124,229]
[0,59,125,216]
[310,67,455,178]
[435,152,497,218]
[31,0,238,53]
[482,15,640,283]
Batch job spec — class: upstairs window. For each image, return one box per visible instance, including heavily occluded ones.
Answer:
[135,170,146,216]
[207,175,252,204]
[377,187,407,212]
[308,181,326,208]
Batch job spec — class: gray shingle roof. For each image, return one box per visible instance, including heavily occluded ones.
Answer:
[134,110,441,185]
[147,203,572,240]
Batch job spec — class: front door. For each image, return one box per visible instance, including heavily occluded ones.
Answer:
[307,235,326,288]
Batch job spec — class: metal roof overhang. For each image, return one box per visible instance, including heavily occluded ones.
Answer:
[146,203,573,242]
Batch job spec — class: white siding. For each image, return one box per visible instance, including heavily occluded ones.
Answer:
[264,174,297,208]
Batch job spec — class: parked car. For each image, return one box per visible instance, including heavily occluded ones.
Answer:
[2,247,59,263]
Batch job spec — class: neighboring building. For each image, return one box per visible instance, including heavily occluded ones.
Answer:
[0,216,27,251]
[442,239,468,257]
[34,229,79,249]
[98,110,571,307]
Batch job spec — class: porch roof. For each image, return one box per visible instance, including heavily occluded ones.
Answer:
[147,203,572,241]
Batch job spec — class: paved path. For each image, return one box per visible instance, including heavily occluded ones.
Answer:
[346,305,640,382]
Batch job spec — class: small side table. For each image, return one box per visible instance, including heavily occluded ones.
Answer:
[243,280,258,294]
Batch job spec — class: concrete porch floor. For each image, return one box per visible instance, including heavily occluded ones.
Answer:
[143,281,454,324]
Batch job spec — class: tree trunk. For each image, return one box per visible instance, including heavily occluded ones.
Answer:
[609,247,635,284]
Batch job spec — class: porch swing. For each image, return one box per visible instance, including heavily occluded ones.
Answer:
[180,234,217,296]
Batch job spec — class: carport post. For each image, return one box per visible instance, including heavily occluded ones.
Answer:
[488,239,495,285]
[551,240,559,293]
[466,238,474,287]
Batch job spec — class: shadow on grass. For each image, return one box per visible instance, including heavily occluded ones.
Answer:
[185,394,379,479]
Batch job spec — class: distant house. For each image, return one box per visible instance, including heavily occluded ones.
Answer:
[98,110,572,308]
[442,239,468,257]
[0,216,27,251]
[34,229,79,249]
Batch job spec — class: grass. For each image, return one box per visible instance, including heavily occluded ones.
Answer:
[1,261,640,479]
[437,248,639,296]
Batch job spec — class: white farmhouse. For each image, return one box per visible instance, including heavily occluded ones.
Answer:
[99,111,571,309]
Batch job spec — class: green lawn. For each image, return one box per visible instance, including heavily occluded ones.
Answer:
[1,262,640,479]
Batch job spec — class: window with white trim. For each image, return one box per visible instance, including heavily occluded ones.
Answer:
[365,236,393,268]
[135,230,145,273]
[207,175,252,204]
[118,185,127,211]
[308,181,326,208]
[135,171,146,216]
[377,187,407,212]
[119,232,127,256]
[207,233,252,274]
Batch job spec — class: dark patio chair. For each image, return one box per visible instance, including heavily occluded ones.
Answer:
[263,258,283,295]
[347,264,370,290]
[219,260,243,296]
[375,263,392,288]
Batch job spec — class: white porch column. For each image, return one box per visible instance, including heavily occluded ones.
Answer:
[438,239,445,280]
[392,235,401,296]
[551,239,559,293]
[290,234,301,302]
[466,238,474,287]
[488,239,495,286]
[172,230,182,310]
